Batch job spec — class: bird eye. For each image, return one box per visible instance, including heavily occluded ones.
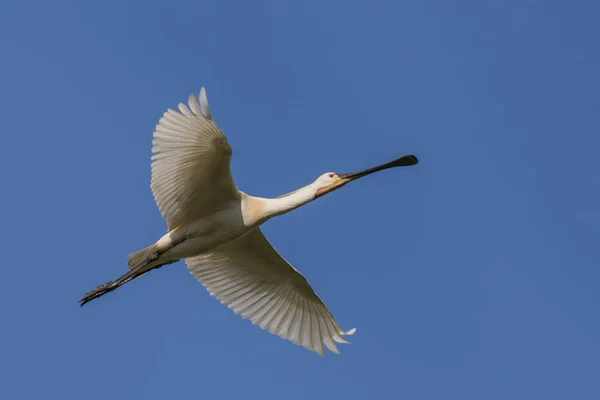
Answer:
[329,173,334,178]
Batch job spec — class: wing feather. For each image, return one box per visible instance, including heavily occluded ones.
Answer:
[151,87,238,229]
[185,229,355,355]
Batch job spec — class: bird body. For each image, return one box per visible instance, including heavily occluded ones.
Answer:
[154,196,247,262]
[132,181,332,272]
[80,87,418,356]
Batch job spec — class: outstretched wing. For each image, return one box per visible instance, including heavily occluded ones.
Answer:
[185,229,355,356]
[151,88,238,230]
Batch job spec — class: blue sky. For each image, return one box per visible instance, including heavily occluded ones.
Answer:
[1,0,599,399]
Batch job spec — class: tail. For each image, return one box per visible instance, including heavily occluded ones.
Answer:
[79,245,162,307]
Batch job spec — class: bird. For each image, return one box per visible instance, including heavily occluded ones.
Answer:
[80,87,418,356]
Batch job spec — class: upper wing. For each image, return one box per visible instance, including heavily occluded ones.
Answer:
[185,229,355,356]
[151,88,238,230]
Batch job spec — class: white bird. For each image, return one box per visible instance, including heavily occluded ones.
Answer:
[80,87,418,356]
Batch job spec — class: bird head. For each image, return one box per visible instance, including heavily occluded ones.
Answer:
[314,154,419,198]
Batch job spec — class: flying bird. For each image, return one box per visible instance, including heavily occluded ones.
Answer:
[80,87,418,356]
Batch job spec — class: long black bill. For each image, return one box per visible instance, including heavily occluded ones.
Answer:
[338,154,418,181]
[315,154,418,198]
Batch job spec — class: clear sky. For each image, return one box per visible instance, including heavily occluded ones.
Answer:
[1,1,599,399]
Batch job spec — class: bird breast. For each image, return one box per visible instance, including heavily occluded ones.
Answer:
[162,201,250,260]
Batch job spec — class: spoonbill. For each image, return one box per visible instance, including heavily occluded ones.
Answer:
[80,87,418,356]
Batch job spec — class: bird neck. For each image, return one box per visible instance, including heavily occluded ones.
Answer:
[263,184,317,219]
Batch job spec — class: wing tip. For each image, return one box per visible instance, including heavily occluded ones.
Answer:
[199,87,212,120]
[344,327,357,335]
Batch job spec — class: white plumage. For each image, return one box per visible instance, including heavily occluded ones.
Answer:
[151,89,237,230]
[80,87,418,356]
[187,229,355,356]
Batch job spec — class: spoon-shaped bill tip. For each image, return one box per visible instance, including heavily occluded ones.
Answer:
[393,154,418,166]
